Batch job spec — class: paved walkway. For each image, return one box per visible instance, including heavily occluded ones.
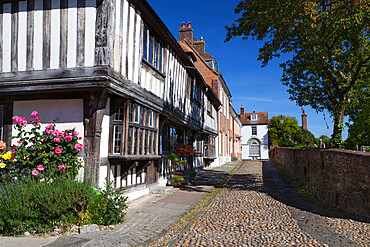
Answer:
[0,161,239,247]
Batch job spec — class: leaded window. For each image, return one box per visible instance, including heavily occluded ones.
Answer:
[143,26,164,73]
[111,99,158,156]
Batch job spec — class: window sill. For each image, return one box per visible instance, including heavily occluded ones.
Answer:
[108,154,161,161]
[142,58,166,79]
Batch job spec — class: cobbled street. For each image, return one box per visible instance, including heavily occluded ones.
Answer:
[170,161,369,247]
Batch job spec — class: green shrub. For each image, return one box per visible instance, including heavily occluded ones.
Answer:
[88,179,128,226]
[0,179,95,236]
[231,157,238,161]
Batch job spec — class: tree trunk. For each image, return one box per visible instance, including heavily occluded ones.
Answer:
[331,109,345,148]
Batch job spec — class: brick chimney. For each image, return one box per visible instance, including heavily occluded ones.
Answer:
[193,36,205,55]
[240,105,245,115]
[179,22,193,45]
[301,108,307,130]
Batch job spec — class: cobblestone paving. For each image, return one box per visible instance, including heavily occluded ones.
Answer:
[173,161,369,247]
[325,217,370,246]
[176,162,326,246]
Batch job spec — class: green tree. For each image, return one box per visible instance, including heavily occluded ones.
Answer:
[226,0,370,147]
[269,115,300,147]
[345,94,370,149]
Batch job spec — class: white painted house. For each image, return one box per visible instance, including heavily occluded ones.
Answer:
[239,106,269,160]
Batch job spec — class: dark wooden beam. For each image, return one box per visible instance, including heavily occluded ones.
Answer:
[83,89,109,187]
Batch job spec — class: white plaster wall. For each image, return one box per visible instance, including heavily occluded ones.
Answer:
[13,99,84,141]
[99,97,110,188]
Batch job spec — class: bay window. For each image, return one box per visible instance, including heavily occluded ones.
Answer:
[111,99,158,156]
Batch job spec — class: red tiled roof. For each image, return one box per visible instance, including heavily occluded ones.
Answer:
[238,111,269,125]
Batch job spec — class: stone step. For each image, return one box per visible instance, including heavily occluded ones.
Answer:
[149,185,177,195]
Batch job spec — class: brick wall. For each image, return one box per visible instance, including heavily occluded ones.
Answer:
[269,147,370,218]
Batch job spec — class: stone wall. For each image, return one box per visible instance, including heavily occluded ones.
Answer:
[269,147,370,218]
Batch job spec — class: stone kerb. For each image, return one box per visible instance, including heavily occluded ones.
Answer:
[269,147,370,218]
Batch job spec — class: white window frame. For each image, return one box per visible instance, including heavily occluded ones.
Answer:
[251,126,257,136]
[251,114,258,121]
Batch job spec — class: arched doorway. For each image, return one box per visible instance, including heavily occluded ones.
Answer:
[248,138,260,160]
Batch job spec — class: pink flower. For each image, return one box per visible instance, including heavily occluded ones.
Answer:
[46,124,54,130]
[37,164,45,171]
[73,131,79,136]
[65,134,73,141]
[58,164,67,171]
[29,119,33,123]
[31,111,38,118]
[52,130,60,136]
[60,131,65,137]
[35,117,40,122]
[46,129,51,135]
[12,116,27,126]
[18,140,22,144]
[32,170,39,176]
[54,137,61,143]
[74,143,83,151]
[55,147,62,154]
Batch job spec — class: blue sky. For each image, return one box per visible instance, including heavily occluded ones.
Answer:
[148,0,347,139]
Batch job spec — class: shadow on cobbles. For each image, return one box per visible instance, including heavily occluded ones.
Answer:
[262,161,369,224]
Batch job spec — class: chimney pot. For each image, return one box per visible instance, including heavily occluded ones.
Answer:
[240,105,245,115]
[179,21,194,44]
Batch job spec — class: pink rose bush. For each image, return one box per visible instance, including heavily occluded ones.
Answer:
[1,110,84,181]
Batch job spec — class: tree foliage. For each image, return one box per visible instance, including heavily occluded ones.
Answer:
[269,115,316,147]
[226,0,370,146]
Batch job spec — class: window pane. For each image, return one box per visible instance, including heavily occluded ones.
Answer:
[140,107,144,125]
[133,128,137,154]
[129,102,133,122]
[114,100,123,121]
[149,131,152,154]
[135,105,139,123]
[113,125,123,154]
[143,26,148,60]
[153,41,158,68]
[158,43,162,72]
[139,129,143,154]
[127,127,133,155]
[149,35,153,64]
[149,111,153,126]
[144,130,149,154]
[146,109,150,126]
[153,132,156,154]
[252,126,257,135]
[153,112,157,128]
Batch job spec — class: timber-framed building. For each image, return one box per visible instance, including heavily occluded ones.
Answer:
[0,0,220,199]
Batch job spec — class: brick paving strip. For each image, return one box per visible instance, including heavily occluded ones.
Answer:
[152,161,368,247]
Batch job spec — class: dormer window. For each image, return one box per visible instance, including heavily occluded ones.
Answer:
[205,59,219,71]
[251,114,258,121]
